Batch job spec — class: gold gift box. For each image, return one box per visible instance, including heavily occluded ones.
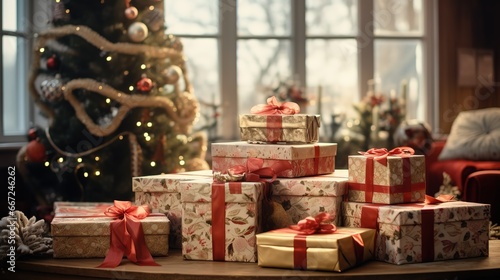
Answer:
[256,227,375,272]
[51,202,170,258]
[239,114,320,143]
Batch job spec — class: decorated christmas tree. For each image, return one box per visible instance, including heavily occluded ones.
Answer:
[16,0,209,216]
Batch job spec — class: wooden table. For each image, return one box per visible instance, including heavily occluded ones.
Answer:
[8,240,500,280]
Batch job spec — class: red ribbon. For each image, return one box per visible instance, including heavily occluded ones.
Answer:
[266,115,283,142]
[289,212,337,235]
[97,201,159,268]
[250,96,300,115]
[225,157,292,182]
[211,182,243,261]
[424,194,456,204]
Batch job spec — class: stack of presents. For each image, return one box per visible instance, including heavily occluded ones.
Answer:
[50,97,491,272]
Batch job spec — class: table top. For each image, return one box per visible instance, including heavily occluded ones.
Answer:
[8,240,500,280]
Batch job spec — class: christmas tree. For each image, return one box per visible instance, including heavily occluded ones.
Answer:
[16,0,209,217]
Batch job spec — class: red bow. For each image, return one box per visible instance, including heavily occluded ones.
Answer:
[225,158,292,182]
[97,201,159,268]
[289,212,337,235]
[359,146,414,165]
[250,96,300,115]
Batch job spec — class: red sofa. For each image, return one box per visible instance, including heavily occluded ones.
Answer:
[426,140,500,223]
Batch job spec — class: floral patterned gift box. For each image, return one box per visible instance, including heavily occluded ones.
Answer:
[239,114,320,143]
[271,175,347,227]
[347,147,426,204]
[180,178,264,262]
[51,202,170,258]
[212,142,336,178]
[133,171,212,249]
[342,200,490,264]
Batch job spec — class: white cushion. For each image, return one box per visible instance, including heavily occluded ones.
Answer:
[439,108,500,161]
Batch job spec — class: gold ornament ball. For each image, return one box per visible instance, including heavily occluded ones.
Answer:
[163,65,182,84]
[128,22,148,42]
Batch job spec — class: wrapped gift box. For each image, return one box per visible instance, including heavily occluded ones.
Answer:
[212,142,336,178]
[133,171,212,249]
[180,179,264,262]
[51,202,169,258]
[271,176,347,227]
[239,114,320,143]
[347,154,426,204]
[256,227,375,272]
[342,201,490,264]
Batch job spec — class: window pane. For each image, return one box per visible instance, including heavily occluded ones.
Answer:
[179,38,220,133]
[237,39,291,114]
[238,0,291,36]
[3,35,28,135]
[2,0,17,31]
[165,0,218,35]
[374,0,423,36]
[374,39,423,120]
[306,0,358,36]
[306,39,358,129]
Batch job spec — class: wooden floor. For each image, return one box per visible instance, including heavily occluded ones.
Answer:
[6,240,500,280]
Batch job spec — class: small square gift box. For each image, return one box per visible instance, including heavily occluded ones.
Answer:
[342,197,491,265]
[347,147,426,204]
[271,175,347,227]
[239,96,320,143]
[133,171,212,249]
[212,141,336,178]
[180,178,264,262]
[51,201,169,266]
[256,213,376,272]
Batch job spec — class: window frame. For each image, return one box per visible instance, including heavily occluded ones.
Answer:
[0,0,34,147]
[215,0,437,140]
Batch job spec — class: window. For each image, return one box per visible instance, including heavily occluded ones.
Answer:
[0,0,31,145]
[165,0,437,142]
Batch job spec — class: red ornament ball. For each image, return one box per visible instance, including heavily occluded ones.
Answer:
[26,140,46,163]
[46,55,58,70]
[136,77,153,92]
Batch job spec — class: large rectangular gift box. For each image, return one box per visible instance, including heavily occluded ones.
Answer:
[342,201,490,264]
[133,171,212,249]
[256,227,375,272]
[239,114,320,143]
[271,174,347,226]
[347,153,426,204]
[212,142,336,178]
[51,202,170,258]
[180,179,264,262]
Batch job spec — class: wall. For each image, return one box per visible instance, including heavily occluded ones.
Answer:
[438,0,500,134]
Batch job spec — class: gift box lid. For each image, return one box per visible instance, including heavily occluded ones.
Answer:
[256,227,375,249]
[272,176,347,197]
[132,172,212,192]
[212,142,337,160]
[180,179,263,203]
[343,201,491,226]
[239,114,321,128]
[51,203,170,237]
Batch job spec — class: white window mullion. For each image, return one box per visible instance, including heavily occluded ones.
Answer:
[292,0,306,90]
[358,0,374,98]
[218,0,238,140]
[424,0,438,131]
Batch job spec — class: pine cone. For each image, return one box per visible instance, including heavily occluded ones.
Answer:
[0,211,53,259]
